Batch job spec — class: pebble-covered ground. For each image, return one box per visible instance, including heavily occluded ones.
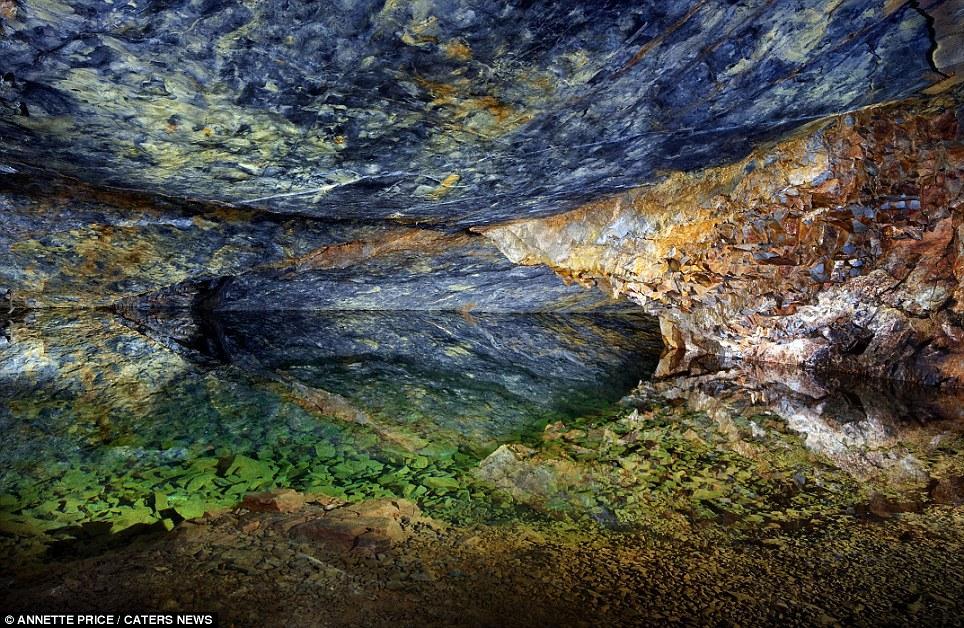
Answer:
[3,499,963,627]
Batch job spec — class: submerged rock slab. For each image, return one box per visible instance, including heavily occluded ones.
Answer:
[118,308,663,440]
[472,359,964,528]
[0,0,943,225]
[0,308,661,539]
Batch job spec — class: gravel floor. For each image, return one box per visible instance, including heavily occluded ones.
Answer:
[3,502,963,627]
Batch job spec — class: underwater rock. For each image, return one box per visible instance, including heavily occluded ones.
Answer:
[0,308,662,538]
[241,489,306,513]
[115,308,663,447]
[481,94,964,385]
[931,475,964,505]
[476,445,558,500]
[469,359,964,528]
[0,308,661,453]
[623,359,964,485]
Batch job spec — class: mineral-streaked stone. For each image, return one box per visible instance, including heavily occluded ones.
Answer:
[130,227,634,313]
[481,93,964,385]
[0,0,945,225]
[0,175,625,311]
[0,1,962,386]
[623,358,964,483]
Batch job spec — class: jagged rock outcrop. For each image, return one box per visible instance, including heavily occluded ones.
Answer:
[481,93,964,385]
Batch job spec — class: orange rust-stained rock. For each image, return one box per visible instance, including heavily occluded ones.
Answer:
[288,499,422,553]
[0,0,16,21]
[242,489,306,513]
[480,93,964,386]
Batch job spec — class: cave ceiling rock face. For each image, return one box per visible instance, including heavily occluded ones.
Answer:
[480,93,964,385]
[0,0,946,226]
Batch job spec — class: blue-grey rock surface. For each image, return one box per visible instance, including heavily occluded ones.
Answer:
[119,308,664,432]
[1,173,621,310]
[0,308,662,491]
[204,230,628,312]
[0,0,944,226]
[0,0,959,384]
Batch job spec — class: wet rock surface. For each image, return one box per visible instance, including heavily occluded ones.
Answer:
[1,2,963,625]
[0,0,945,225]
[286,498,422,554]
[0,308,661,550]
[470,371,964,531]
[628,359,964,488]
[241,489,307,514]
[2,309,964,625]
[482,93,964,385]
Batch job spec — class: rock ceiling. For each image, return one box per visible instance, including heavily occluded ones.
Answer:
[0,0,947,225]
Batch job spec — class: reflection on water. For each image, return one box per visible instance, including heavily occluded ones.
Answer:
[638,356,964,482]
[125,308,664,445]
[473,359,964,534]
[0,308,662,549]
[2,308,963,557]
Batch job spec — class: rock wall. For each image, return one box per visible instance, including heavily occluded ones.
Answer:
[2,1,963,384]
[0,175,624,312]
[481,92,964,386]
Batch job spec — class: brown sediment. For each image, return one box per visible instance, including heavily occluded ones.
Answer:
[3,495,963,627]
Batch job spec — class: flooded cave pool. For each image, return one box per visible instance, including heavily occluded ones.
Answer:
[2,308,964,624]
[0,308,664,552]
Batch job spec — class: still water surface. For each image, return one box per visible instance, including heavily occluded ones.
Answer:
[2,309,962,556]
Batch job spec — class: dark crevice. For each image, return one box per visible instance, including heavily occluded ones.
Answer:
[907,0,951,78]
